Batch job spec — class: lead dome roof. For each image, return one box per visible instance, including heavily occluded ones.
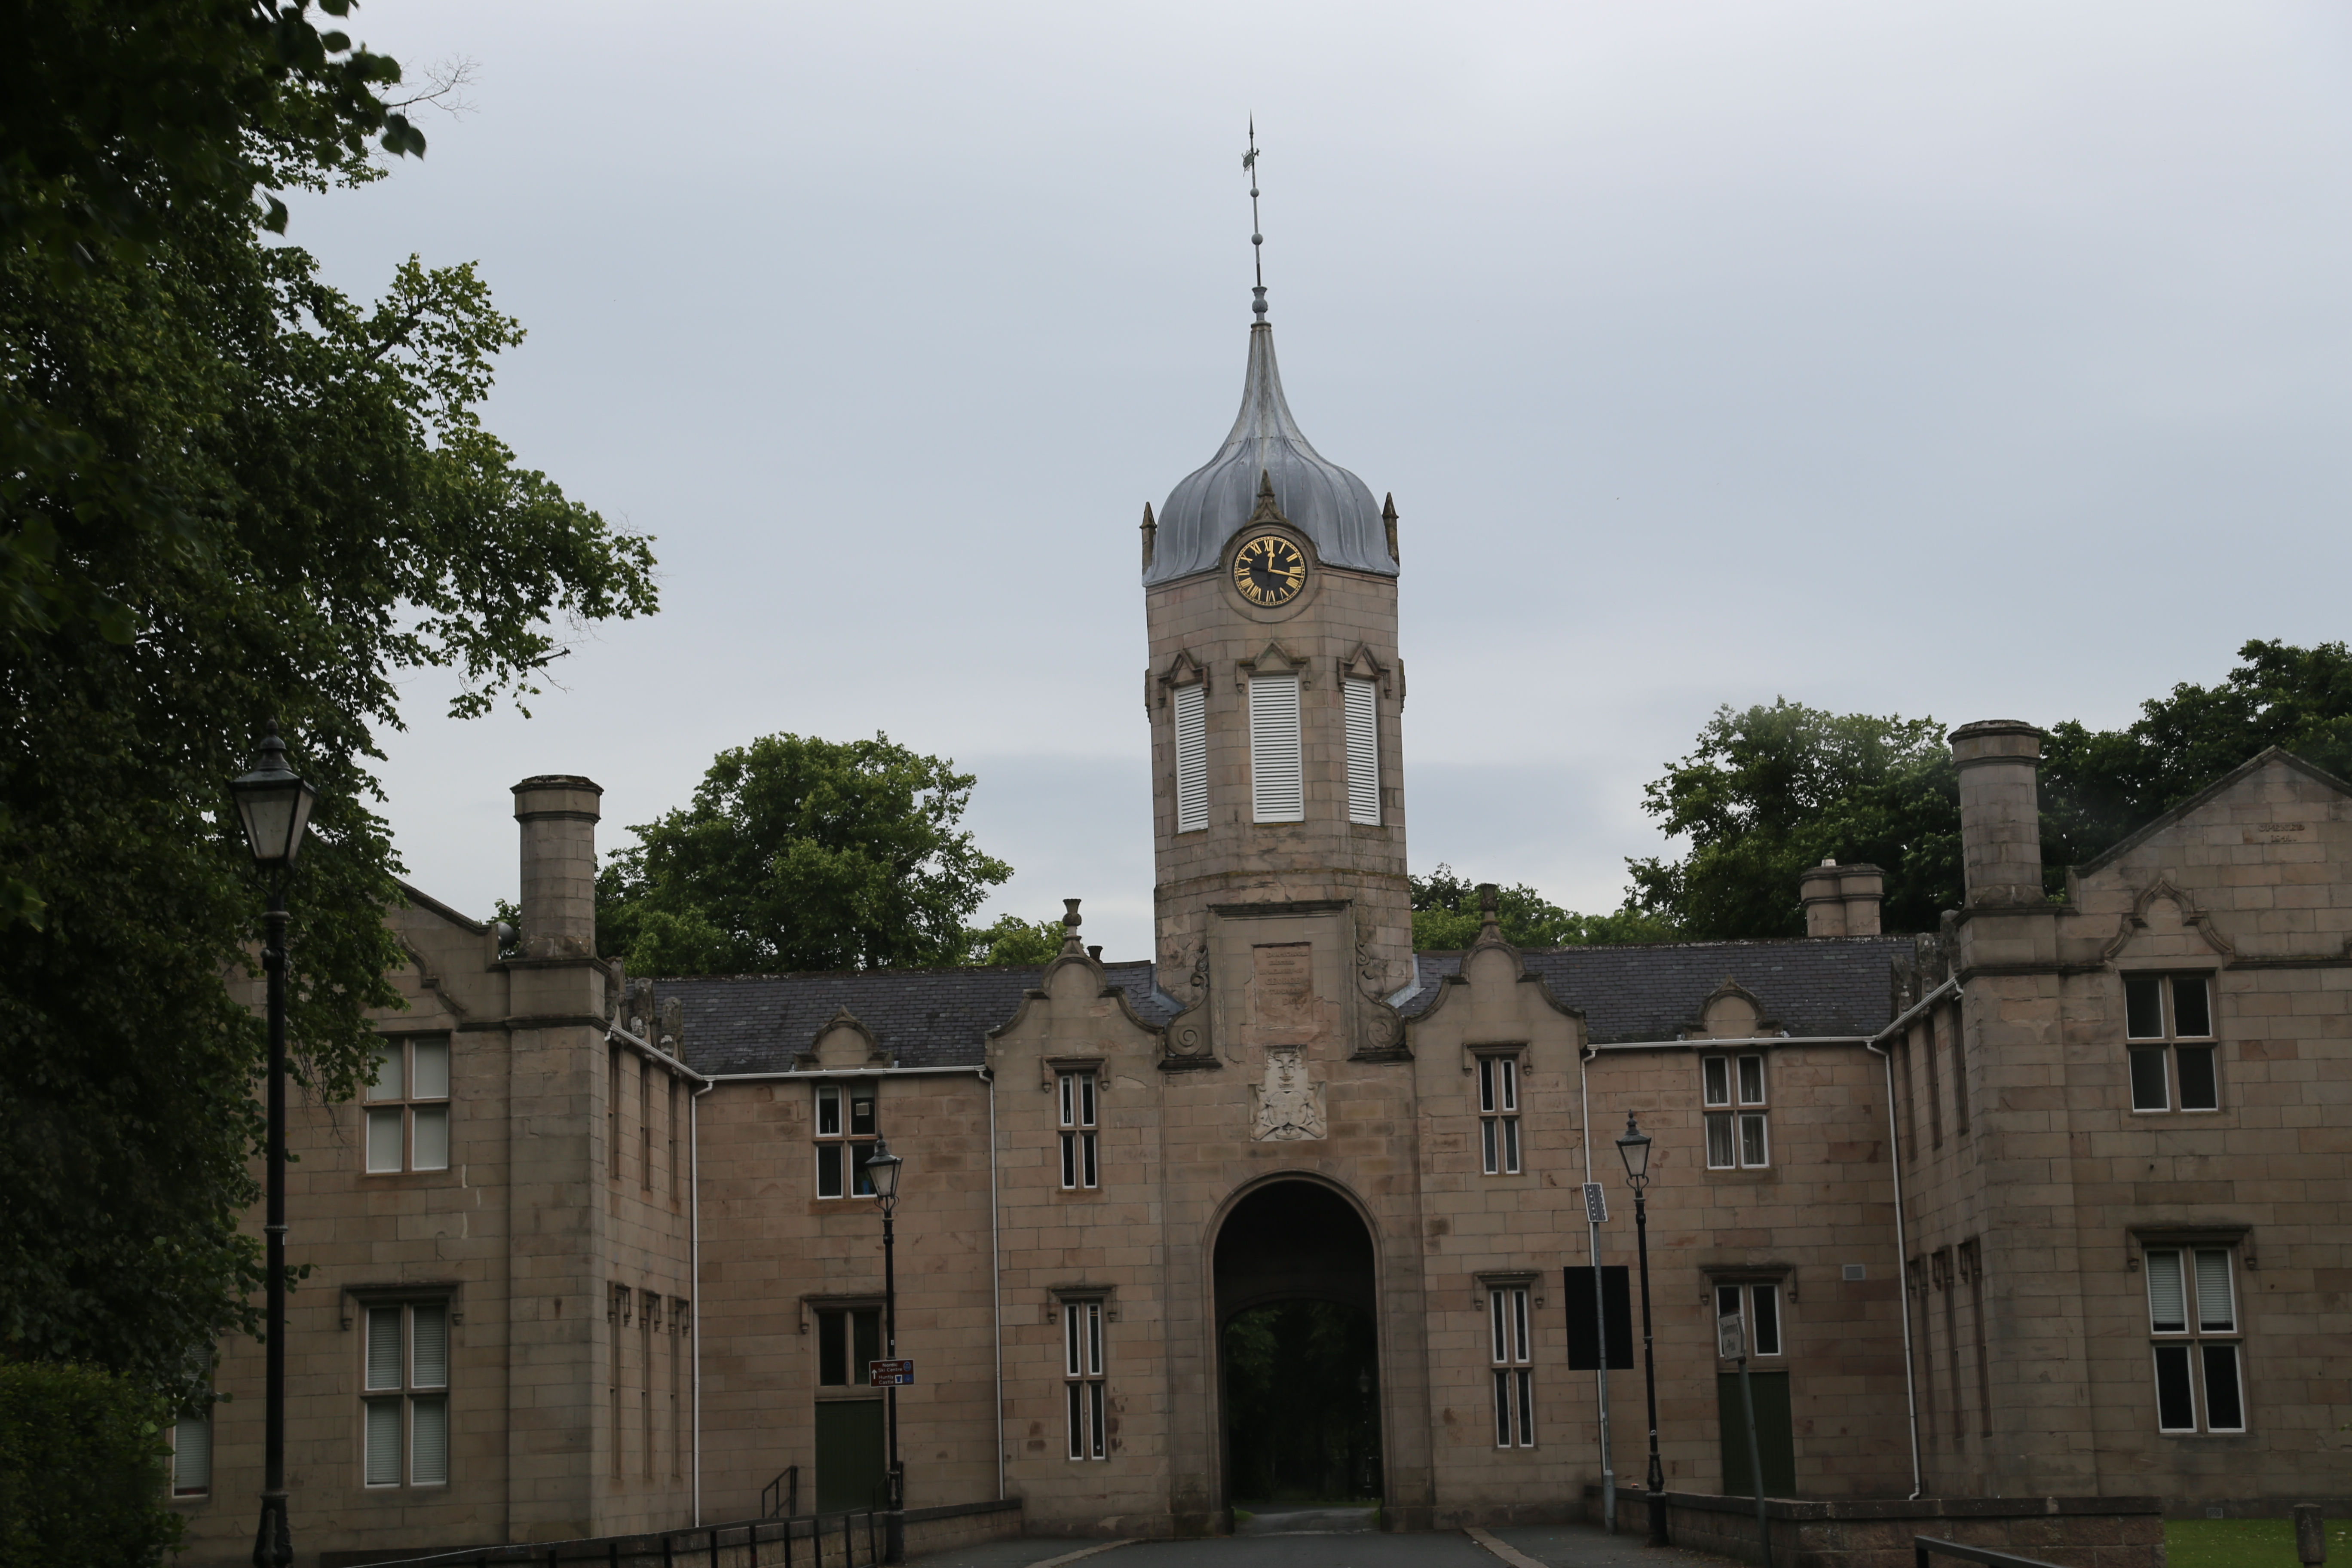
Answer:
[1144,319,1396,585]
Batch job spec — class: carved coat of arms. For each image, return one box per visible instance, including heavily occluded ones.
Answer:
[1250,1045,1327,1141]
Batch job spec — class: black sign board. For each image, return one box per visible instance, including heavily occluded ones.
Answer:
[1564,1265,1634,1370]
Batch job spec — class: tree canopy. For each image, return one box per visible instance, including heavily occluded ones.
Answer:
[1626,640,2352,939]
[597,733,1015,975]
[1409,865,1680,951]
[2,0,657,1408]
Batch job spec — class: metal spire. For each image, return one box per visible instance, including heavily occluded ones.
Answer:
[1243,118,1267,321]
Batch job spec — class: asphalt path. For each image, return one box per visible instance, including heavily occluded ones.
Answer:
[910,1517,1736,1568]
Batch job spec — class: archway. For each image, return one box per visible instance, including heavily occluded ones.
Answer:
[1213,1179,1382,1507]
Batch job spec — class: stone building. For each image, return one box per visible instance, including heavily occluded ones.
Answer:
[174,297,2352,1564]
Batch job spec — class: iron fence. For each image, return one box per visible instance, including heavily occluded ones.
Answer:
[357,1510,885,1568]
[1916,1534,2073,1568]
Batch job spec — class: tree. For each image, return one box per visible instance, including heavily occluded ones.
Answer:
[1408,864,1681,950]
[1625,700,1960,940]
[963,914,1066,967]
[598,734,1014,975]
[1,3,657,1407]
[1627,643,2352,939]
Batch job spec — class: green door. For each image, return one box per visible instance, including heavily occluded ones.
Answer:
[815,1400,886,1513]
[1715,1371,1795,1496]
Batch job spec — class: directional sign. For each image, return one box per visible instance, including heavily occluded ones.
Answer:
[867,1359,915,1387]
[1717,1311,1746,1361]
[1581,1182,1609,1225]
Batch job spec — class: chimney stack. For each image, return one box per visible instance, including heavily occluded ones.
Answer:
[1801,860,1886,936]
[1949,721,2045,906]
[512,775,603,960]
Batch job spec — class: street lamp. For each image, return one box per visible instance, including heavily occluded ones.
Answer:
[866,1135,906,1565]
[228,724,318,1568]
[1615,1113,1668,1548]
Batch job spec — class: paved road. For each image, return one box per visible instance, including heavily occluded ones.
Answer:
[911,1517,1734,1568]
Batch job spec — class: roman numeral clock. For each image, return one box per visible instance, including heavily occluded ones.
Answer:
[1232,533,1307,606]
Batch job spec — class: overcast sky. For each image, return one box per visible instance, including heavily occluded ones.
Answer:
[295,1,2352,963]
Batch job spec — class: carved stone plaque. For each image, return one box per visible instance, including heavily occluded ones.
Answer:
[1245,942,1323,1051]
[1250,1045,1327,1142]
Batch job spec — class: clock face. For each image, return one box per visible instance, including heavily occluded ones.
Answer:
[1233,534,1308,606]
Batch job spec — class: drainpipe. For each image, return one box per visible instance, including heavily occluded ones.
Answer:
[691,1077,714,1526]
[1581,1042,1616,1531]
[1865,976,1956,1501]
[986,1068,1004,1503]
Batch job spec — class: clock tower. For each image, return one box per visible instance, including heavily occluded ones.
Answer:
[1140,283,1411,1065]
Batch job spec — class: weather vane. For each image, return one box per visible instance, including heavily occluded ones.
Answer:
[1243,118,1267,320]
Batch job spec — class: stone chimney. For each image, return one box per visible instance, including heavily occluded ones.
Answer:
[512,775,603,960]
[1801,860,1886,936]
[1949,720,2045,906]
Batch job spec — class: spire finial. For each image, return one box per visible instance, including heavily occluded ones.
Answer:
[1243,118,1267,322]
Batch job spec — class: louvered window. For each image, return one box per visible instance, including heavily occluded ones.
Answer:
[2145,1246,2245,1433]
[1063,1299,1107,1461]
[362,1300,452,1487]
[1249,675,1303,823]
[1344,678,1379,825]
[1173,684,1208,833]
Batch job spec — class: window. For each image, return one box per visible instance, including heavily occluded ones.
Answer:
[1063,1300,1106,1460]
[1344,678,1379,825]
[1248,674,1303,823]
[171,1404,212,1498]
[640,1291,657,1478]
[1715,1283,1782,1357]
[1173,683,1208,833]
[609,1283,626,1478]
[817,1306,882,1387]
[366,1037,450,1173]
[814,1083,879,1199]
[670,1298,689,1481]
[363,1301,450,1488]
[640,1060,653,1190]
[1702,1054,1769,1169]
[1489,1284,1534,1448]
[1058,1072,1099,1190]
[2125,974,2218,1112]
[1477,1056,1521,1176]
[2146,1246,2245,1433]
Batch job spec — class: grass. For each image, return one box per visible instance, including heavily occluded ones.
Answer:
[2165,1519,2352,1568]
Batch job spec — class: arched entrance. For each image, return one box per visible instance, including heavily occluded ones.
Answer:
[1212,1179,1383,1509]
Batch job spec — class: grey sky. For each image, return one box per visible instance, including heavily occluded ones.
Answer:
[296,1,2352,962]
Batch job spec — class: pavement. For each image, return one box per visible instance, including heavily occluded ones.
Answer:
[909,1518,1740,1568]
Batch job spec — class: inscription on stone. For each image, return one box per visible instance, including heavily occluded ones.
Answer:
[1243,942,1325,1051]
[2244,822,2315,844]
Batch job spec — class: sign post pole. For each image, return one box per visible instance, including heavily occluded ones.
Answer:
[1721,1308,1771,1568]
[1583,1182,1616,1533]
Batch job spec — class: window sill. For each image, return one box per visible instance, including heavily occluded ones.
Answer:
[1704,1166,1778,1182]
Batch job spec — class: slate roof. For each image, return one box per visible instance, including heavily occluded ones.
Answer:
[634,937,1909,1074]
[631,961,1177,1076]
[1398,935,1912,1042]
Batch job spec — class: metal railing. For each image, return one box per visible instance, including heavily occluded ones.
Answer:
[357,1510,885,1568]
[762,1466,800,1520]
[1916,1535,2073,1568]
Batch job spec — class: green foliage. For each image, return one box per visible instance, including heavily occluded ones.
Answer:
[2163,1518,2351,1568]
[1408,864,1681,950]
[1628,643,2352,939]
[1,3,657,1405]
[599,734,1014,975]
[1626,701,1960,940]
[963,914,1067,967]
[1222,1301,1381,1502]
[0,1361,184,1568]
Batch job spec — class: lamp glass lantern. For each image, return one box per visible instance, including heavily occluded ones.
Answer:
[229,727,319,868]
[866,1134,903,1206]
[1615,1113,1653,1189]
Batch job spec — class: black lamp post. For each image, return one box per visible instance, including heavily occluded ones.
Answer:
[867,1135,906,1565]
[228,724,318,1568]
[1616,1112,1668,1548]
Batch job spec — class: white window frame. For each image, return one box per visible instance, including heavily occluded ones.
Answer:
[1489,1284,1535,1448]
[1703,1053,1769,1169]
[2123,973,2220,1114]
[1248,674,1304,823]
[170,1403,212,1498]
[1344,677,1380,826]
[1477,1055,1522,1176]
[1058,1071,1099,1191]
[2145,1245,2245,1434]
[813,1082,878,1200]
[1173,683,1208,834]
[362,1300,450,1488]
[1062,1299,1107,1461]
[365,1036,451,1174]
